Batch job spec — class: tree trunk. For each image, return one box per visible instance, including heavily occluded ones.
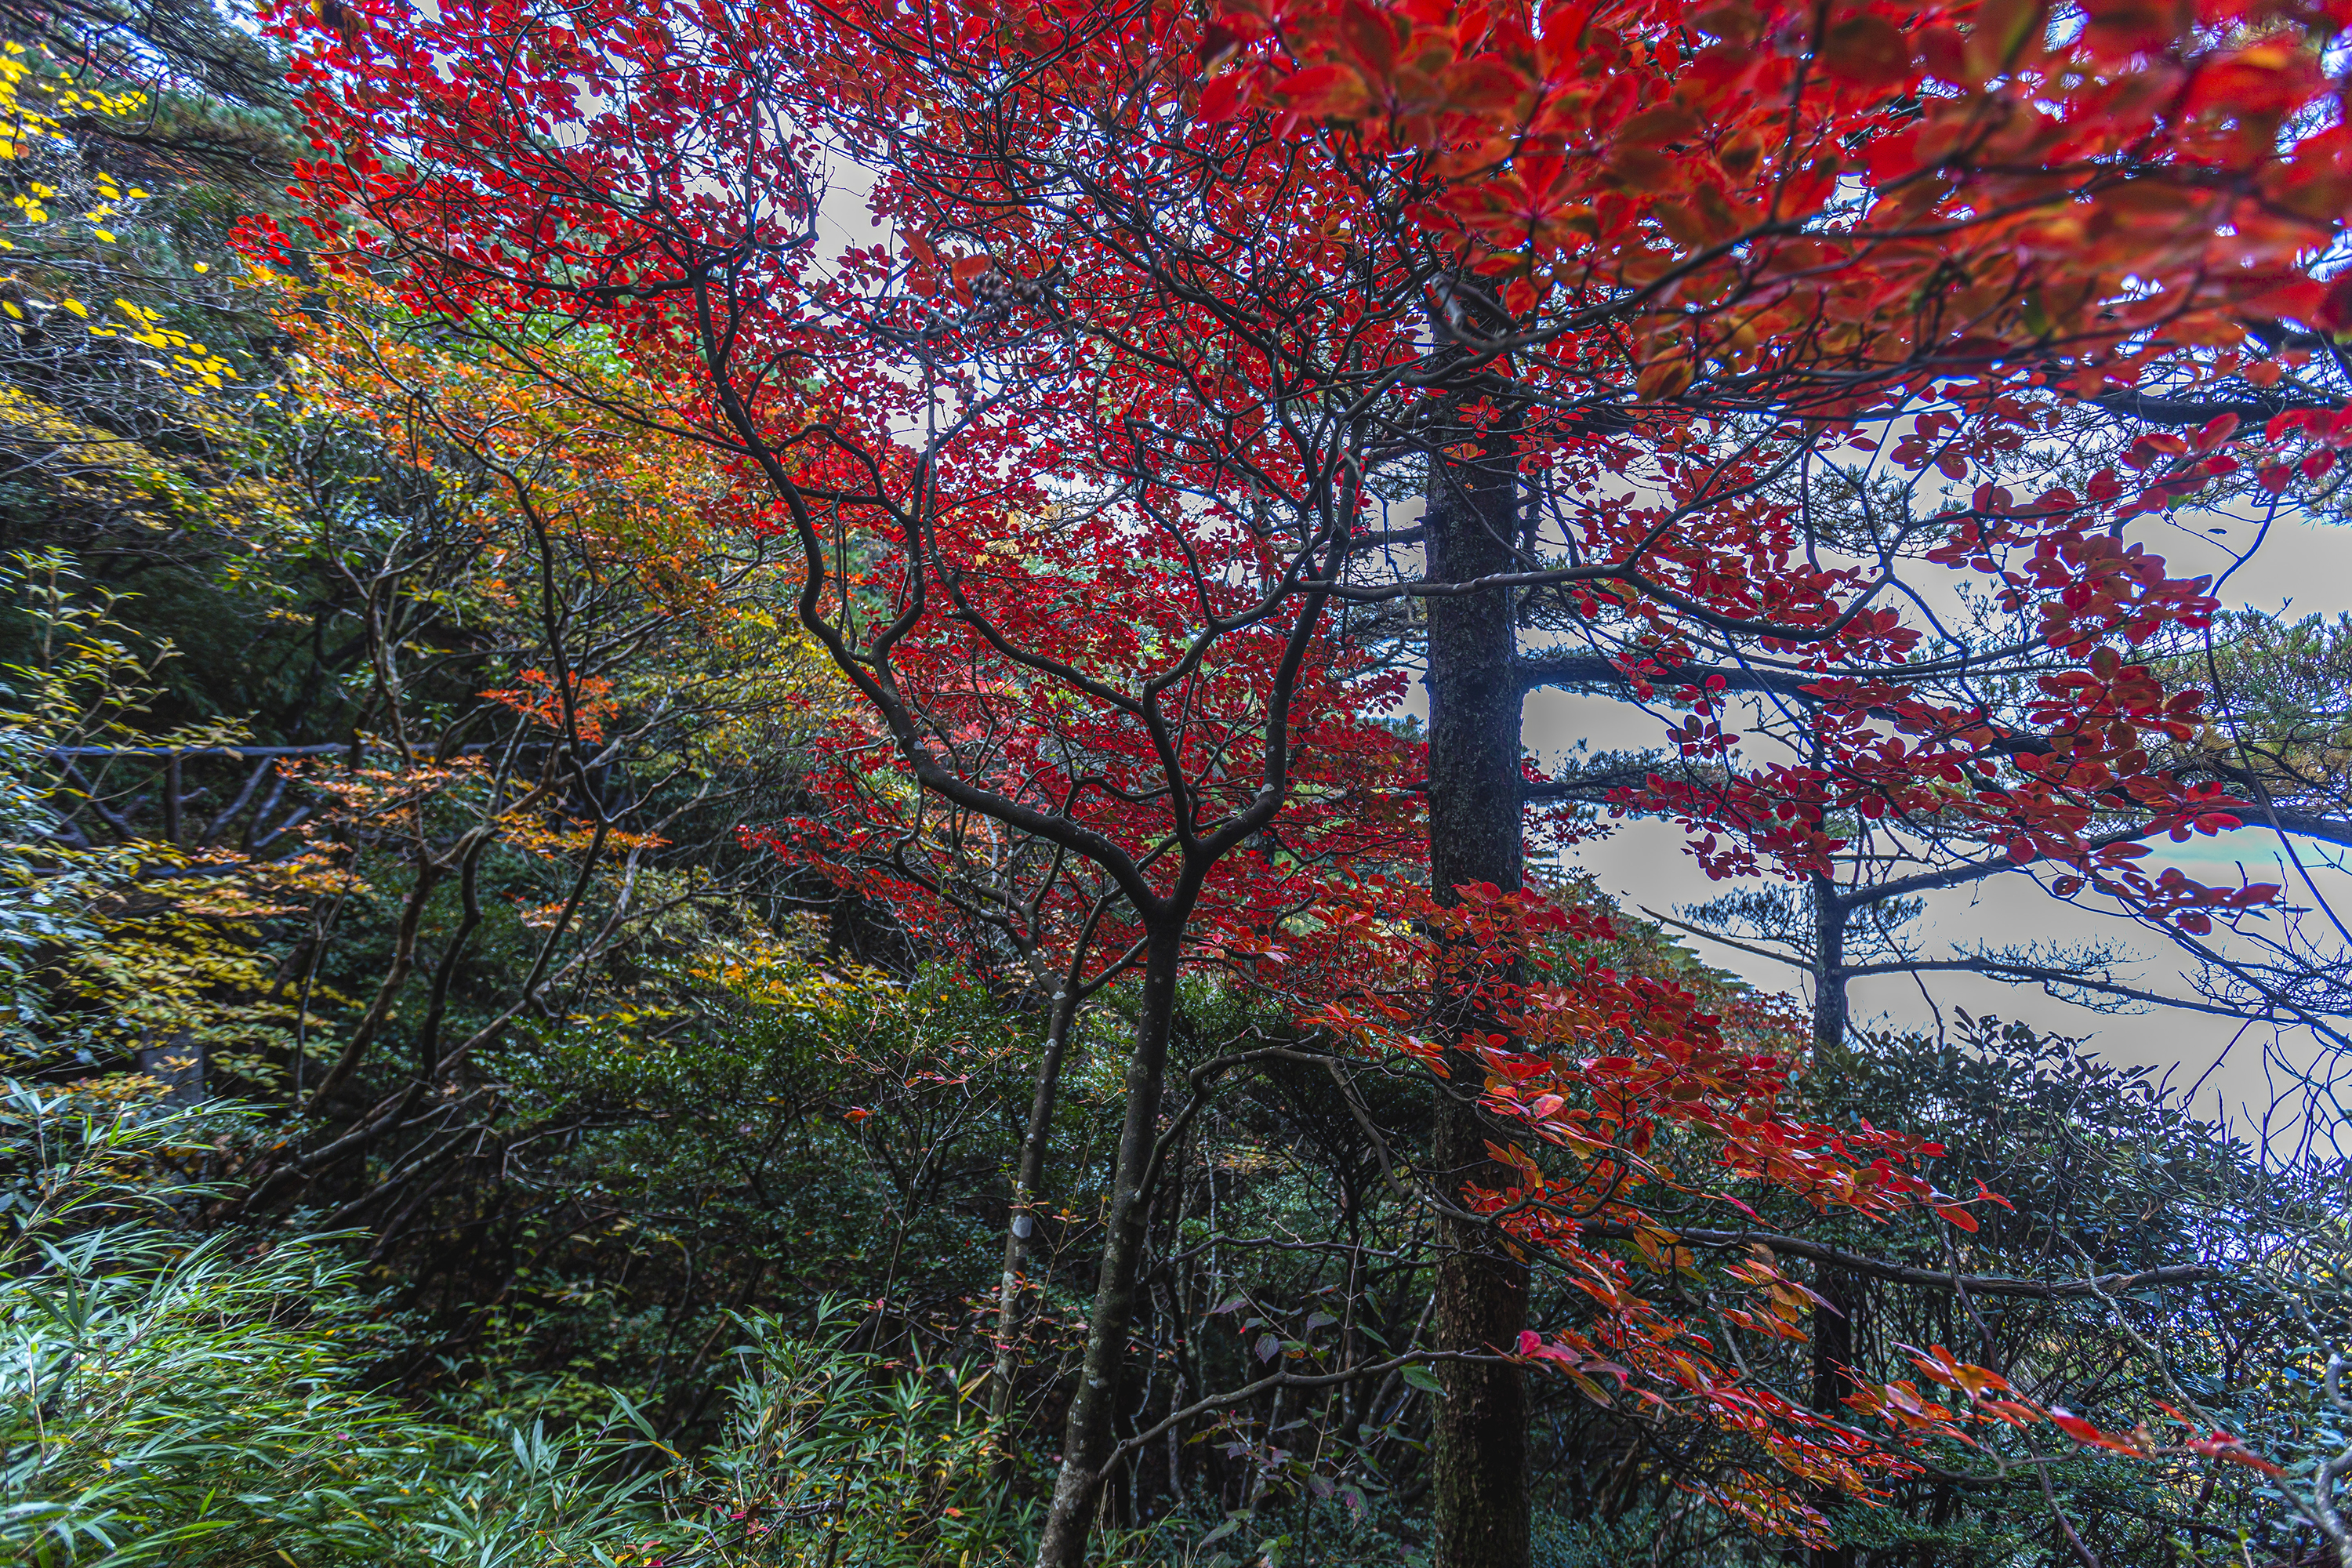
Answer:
[1809,875,1857,1567]
[1424,427,1532,1568]
[1809,1264,1858,1568]
[1033,921,1184,1568]
[990,982,1080,1476]
[1811,873,1849,1065]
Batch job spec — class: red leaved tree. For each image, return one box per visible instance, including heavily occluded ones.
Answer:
[266,0,2344,1559]
[740,505,1421,1450]
[267,4,1449,1557]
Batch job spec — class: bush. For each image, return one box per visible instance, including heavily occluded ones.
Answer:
[0,1083,1029,1568]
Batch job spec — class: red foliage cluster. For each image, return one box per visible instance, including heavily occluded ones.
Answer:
[1232,871,2281,1537]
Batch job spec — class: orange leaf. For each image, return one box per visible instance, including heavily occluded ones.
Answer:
[1635,356,1693,402]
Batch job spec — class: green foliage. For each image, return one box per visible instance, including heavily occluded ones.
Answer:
[1808,1017,2325,1562]
[702,1306,1029,1568]
[1094,1483,1426,1568]
[0,551,274,1072]
[0,1080,1029,1568]
[0,1082,667,1567]
[416,956,1031,1418]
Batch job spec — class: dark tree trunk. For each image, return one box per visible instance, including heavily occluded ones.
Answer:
[1033,921,1185,1568]
[1424,426,1533,1568]
[1811,873,1849,1067]
[1809,875,1858,1567]
[1808,1263,1858,1568]
[1808,1266,1856,1417]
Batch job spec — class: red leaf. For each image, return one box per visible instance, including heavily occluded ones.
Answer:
[2078,0,2191,60]
[1817,14,1911,88]
[2318,270,2352,337]
[2049,1407,2149,1457]
[1440,56,1530,114]
[1690,1,1762,44]
[2187,1431,2285,1476]
[1197,72,1251,124]
[1272,63,1370,119]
